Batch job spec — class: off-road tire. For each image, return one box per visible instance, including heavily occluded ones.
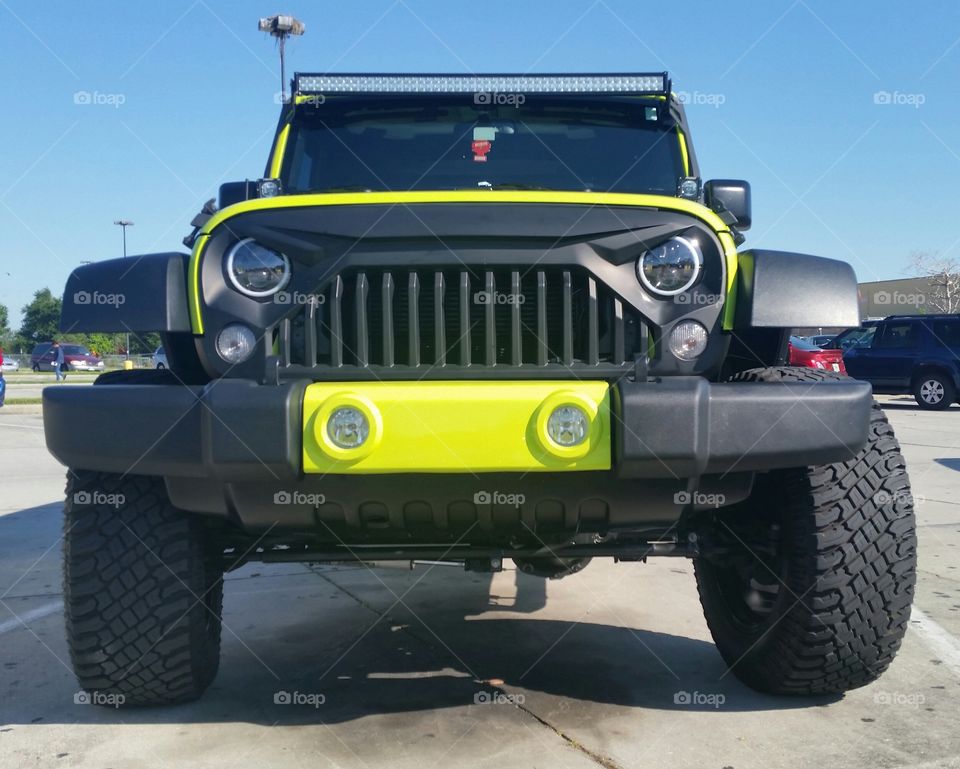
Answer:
[912,371,955,411]
[695,366,916,695]
[64,471,223,706]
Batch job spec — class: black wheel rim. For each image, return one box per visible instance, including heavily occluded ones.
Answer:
[712,520,786,633]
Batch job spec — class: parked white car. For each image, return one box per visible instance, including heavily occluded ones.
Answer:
[152,347,168,369]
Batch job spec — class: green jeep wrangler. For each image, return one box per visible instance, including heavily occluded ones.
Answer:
[46,72,916,705]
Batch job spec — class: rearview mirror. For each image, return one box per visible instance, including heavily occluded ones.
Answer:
[704,179,751,231]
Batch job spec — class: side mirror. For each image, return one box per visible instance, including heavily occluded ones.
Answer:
[704,179,751,231]
[218,181,258,210]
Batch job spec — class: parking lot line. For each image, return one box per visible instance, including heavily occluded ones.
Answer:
[910,606,960,679]
[0,600,63,636]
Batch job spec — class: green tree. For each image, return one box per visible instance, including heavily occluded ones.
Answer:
[18,288,62,347]
[84,333,122,356]
[0,303,10,349]
[129,331,162,355]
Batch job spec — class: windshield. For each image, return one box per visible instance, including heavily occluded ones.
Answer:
[789,336,823,351]
[281,96,686,195]
[826,327,876,350]
[63,345,91,356]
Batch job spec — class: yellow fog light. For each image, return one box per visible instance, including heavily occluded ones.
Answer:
[534,392,601,460]
[312,394,382,461]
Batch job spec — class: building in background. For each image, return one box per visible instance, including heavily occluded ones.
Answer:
[858,277,938,320]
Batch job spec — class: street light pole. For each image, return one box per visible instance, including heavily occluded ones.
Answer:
[113,219,134,258]
[258,15,305,102]
[113,219,134,358]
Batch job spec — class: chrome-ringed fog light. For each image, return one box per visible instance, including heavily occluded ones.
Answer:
[669,320,709,361]
[216,323,257,364]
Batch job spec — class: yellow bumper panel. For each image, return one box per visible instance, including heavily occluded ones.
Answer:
[302,381,611,474]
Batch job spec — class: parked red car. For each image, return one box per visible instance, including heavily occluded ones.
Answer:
[789,335,846,374]
[30,342,105,372]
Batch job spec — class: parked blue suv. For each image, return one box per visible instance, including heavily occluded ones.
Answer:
[844,314,960,410]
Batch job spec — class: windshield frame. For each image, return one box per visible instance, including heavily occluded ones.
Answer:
[277,94,695,197]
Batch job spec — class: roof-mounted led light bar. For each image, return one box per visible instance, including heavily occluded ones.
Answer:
[294,73,669,96]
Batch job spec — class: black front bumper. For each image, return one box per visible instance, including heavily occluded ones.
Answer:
[43,376,872,533]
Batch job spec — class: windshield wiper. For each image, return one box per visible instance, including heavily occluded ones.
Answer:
[309,185,380,193]
[487,183,556,191]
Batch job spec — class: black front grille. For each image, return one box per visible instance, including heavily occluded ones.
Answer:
[274,267,648,377]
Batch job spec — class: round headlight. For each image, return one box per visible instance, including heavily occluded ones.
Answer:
[637,236,703,296]
[327,407,370,449]
[669,320,708,361]
[216,323,257,364]
[546,405,589,447]
[225,238,291,297]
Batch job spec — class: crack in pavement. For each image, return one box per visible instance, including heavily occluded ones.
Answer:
[308,565,626,769]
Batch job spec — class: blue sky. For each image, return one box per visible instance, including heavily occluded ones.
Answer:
[1,0,959,329]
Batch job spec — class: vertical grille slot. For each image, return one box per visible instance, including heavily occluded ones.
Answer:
[382,273,395,367]
[328,275,343,368]
[408,273,420,368]
[304,291,318,367]
[434,273,446,366]
[459,272,471,367]
[612,298,625,365]
[484,272,496,366]
[355,274,369,367]
[279,318,291,364]
[535,271,548,366]
[510,271,522,366]
[561,271,574,366]
[586,277,599,366]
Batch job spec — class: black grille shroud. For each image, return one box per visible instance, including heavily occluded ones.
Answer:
[273,266,649,377]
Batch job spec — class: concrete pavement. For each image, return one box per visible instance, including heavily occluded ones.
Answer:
[1,397,958,769]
